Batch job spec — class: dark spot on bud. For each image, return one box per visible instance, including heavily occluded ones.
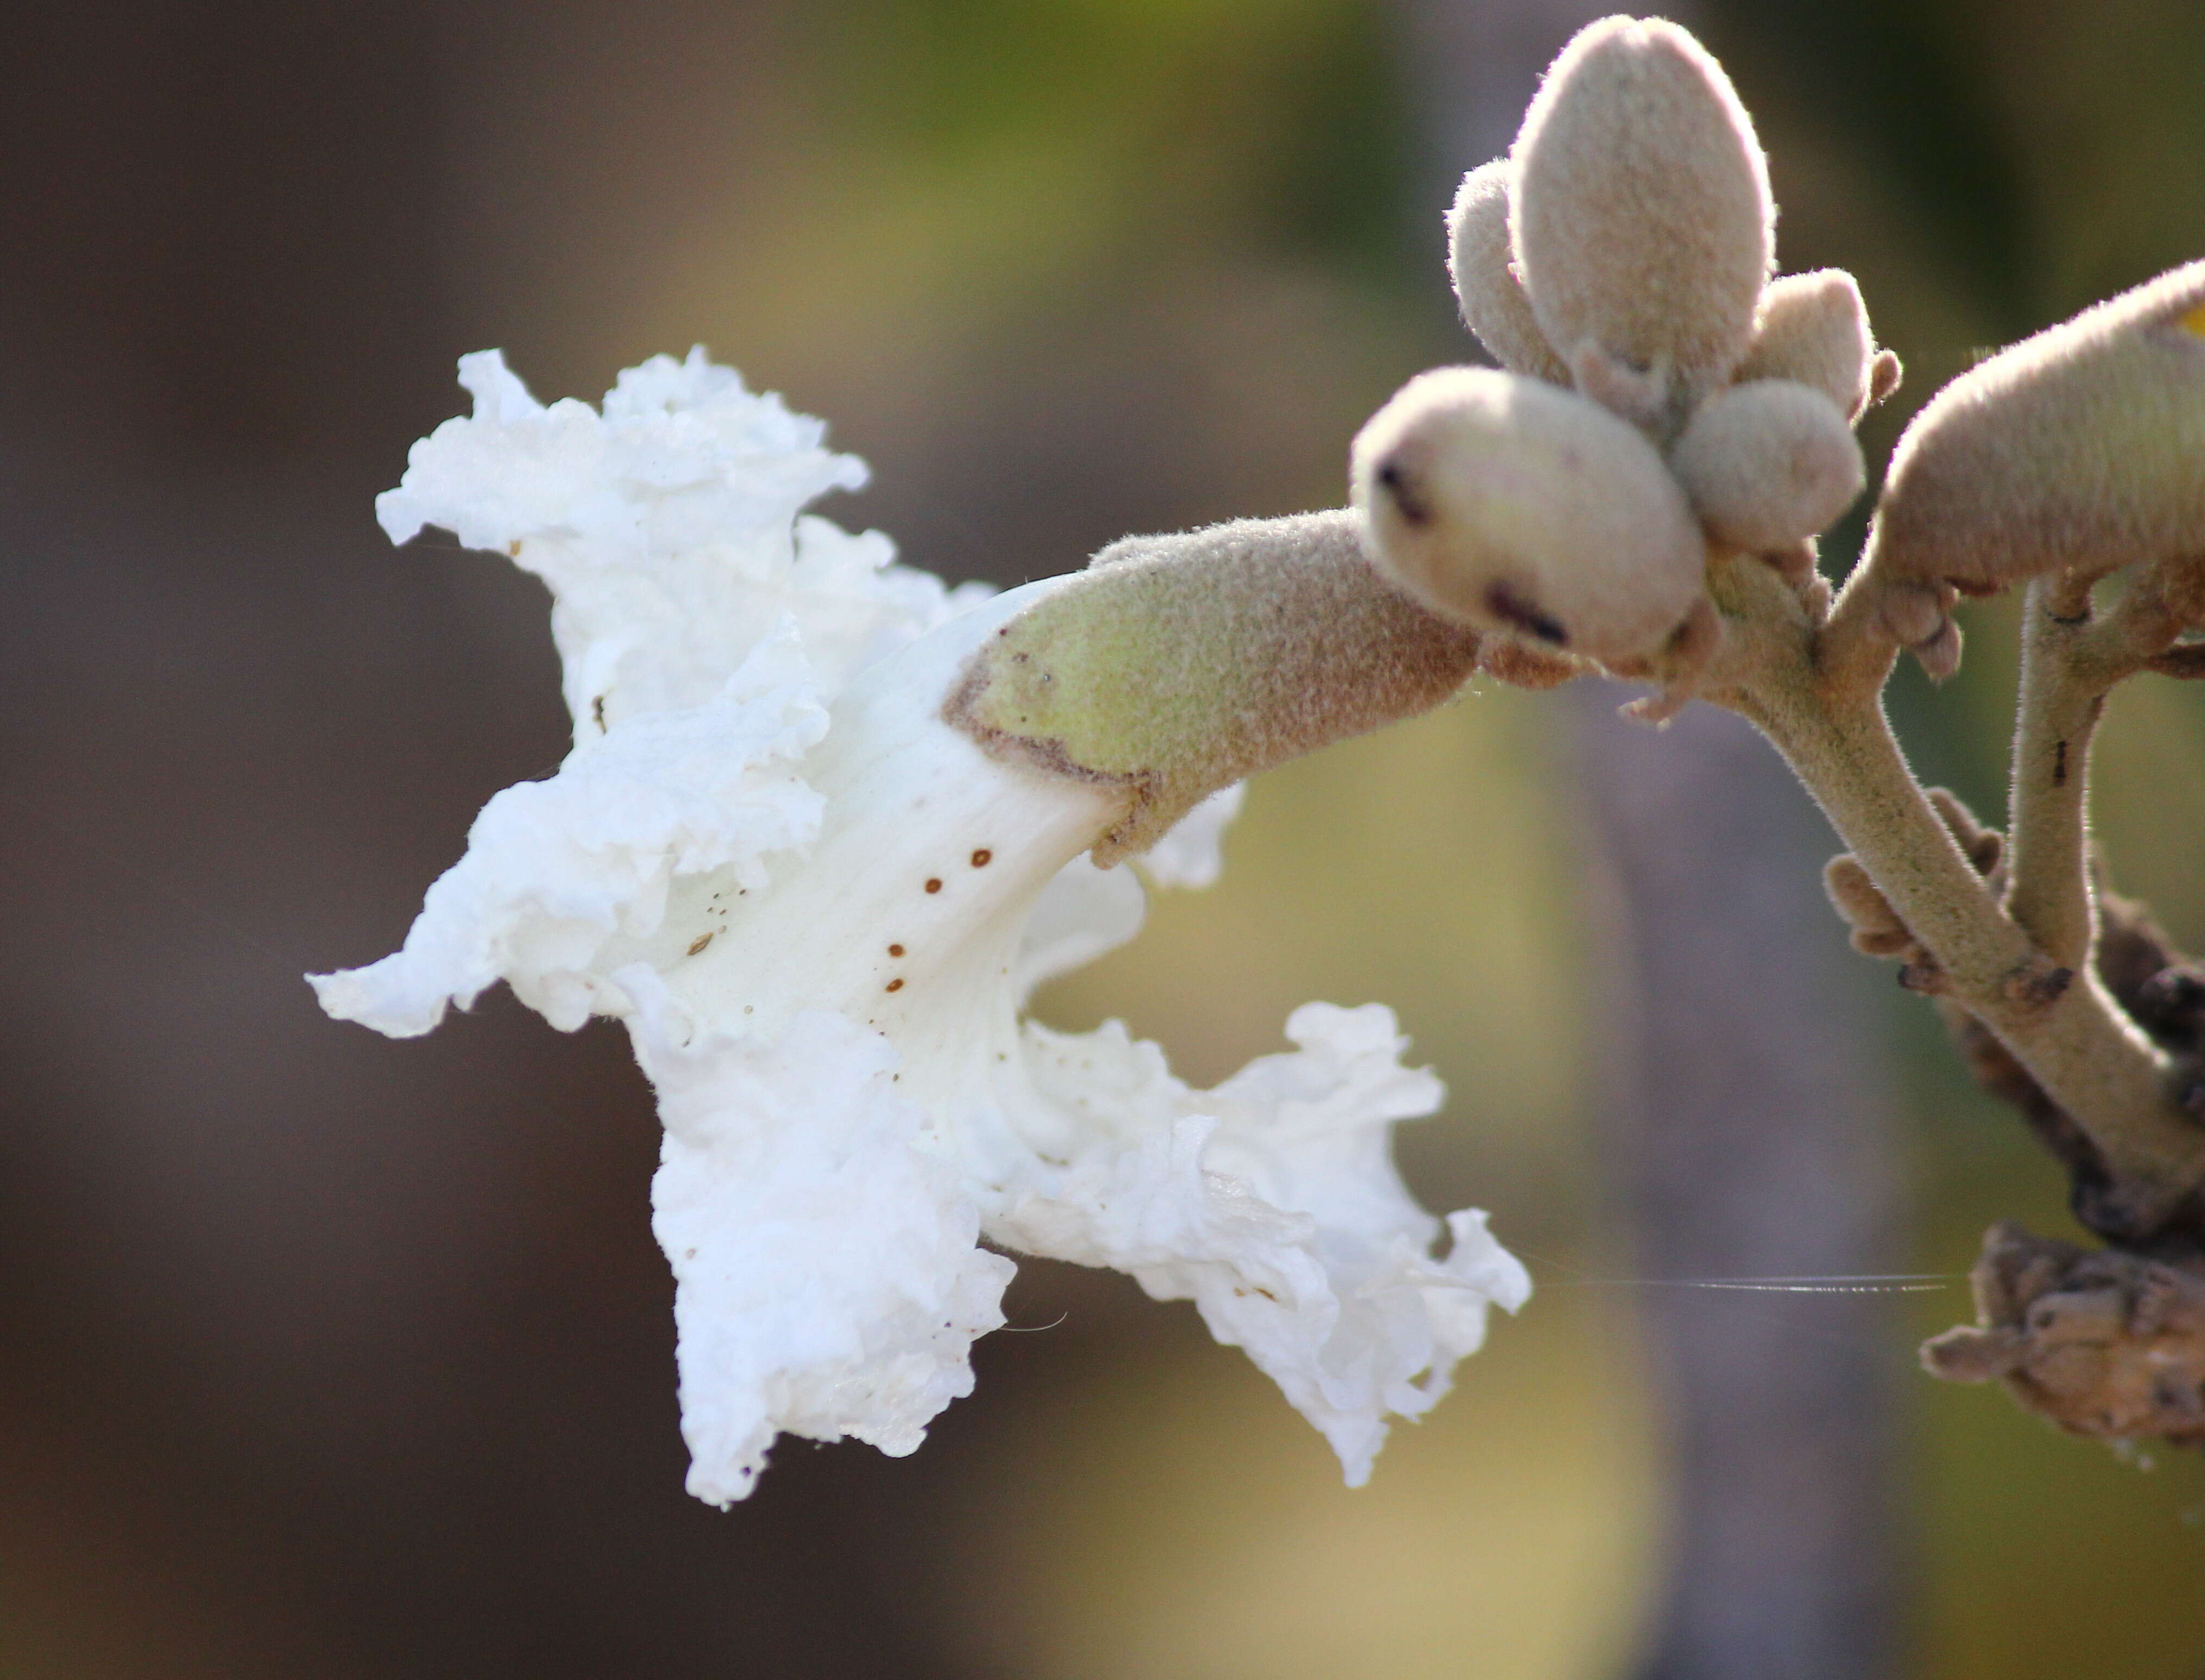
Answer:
[925,878,943,894]
[886,978,905,993]
[2053,740,2068,787]
[1485,582,1568,646]
[888,943,905,957]
[1376,459,1433,528]
[971,848,992,867]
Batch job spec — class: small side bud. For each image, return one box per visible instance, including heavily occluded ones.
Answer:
[1735,269,1879,418]
[1512,16,1774,403]
[1569,338,1670,431]
[948,512,1483,865]
[1866,259,2205,598]
[1913,616,1965,683]
[1447,161,1571,385]
[1351,366,1708,665]
[1869,577,1964,680]
[1668,378,1866,551]
[1868,349,1904,407]
[1925,786,2004,877]
[1824,853,1915,958]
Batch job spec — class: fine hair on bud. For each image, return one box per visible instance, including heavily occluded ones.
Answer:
[1351,365,1707,664]
[1447,161,1571,386]
[947,511,1483,864]
[1736,269,1883,418]
[1668,377,1866,552]
[1512,15,1774,405]
[1865,259,2205,597]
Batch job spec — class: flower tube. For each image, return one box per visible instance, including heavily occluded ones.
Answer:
[314,349,1531,1504]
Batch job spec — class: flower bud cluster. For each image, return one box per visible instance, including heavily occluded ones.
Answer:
[1352,16,1895,703]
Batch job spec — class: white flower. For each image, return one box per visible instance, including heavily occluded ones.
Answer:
[313,349,1531,1505]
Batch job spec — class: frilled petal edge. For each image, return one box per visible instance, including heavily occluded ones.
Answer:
[309,624,828,1037]
[625,969,1015,1506]
[993,1002,1531,1486]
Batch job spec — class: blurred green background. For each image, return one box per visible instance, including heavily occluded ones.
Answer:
[1,2,2202,1676]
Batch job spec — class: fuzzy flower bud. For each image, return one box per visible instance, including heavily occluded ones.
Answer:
[949,512,1483,864]
[1446,160,1571,386]
[1867,260,2205,600]
[1511,15,1774,412]
[1668,377,1866,552]
[1736,268,1899,420]
[1351,365,1707,662]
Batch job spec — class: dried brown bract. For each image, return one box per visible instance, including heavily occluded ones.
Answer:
[1923,1224,2205,1445]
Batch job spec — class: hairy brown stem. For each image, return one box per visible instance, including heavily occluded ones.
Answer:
[1813,558,1904,708]
[1706,557,2204,1235]
[1999,574,2167,971]
[2005,579,2098,968]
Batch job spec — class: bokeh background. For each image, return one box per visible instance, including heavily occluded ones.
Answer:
[3,2,2204,1676]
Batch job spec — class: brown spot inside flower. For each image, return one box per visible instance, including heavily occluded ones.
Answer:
[971,848,992,867]
[885,978,905,993]
[888,944,905,957]
[925,878,943,893]
[686,932,713,956]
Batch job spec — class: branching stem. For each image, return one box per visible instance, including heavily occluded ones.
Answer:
[2007,567,2197,969]
[2006,578,2105,968]
[1706,556,2204,1235]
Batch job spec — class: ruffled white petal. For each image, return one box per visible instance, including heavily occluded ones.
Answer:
[995,1004,1529,1486]
[624,970,1014,1507]
[1012,857,1149,1002]
[1008,787,1244,1004]
[309,624,828,1037]
[374,348,982,738]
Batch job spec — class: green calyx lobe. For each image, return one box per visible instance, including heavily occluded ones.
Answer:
[944,510,1484,865]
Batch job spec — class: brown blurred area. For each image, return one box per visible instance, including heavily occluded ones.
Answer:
[4,3,2205,1676]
